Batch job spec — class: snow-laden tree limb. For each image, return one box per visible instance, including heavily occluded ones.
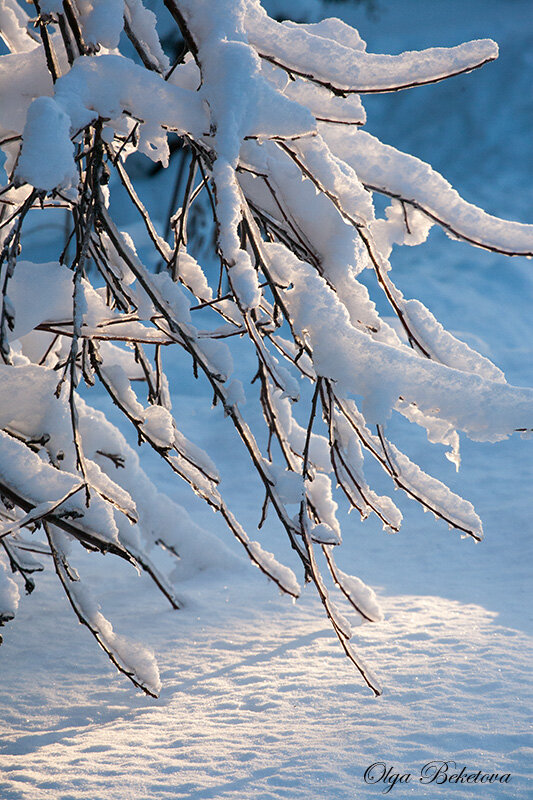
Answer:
[0,0,530,696]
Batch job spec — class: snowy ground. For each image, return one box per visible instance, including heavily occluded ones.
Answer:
[1,1,532,798]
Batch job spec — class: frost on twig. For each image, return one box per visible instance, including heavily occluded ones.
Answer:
[0,0,531,696]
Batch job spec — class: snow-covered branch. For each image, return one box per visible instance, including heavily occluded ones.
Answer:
[0,0,530,696]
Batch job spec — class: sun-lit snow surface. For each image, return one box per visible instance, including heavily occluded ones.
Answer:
[0,0,532,797]
[0,568,531,800]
